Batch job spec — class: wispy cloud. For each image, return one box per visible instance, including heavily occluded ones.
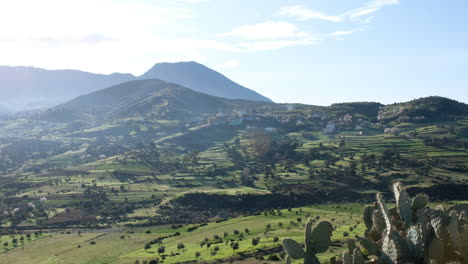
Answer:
[218,21,309,40]
[232,38,319,52]
[278,0,399,23]
[345,0,399,21]
[0,0,400,74]
[278,6,343,22]
[217,21,322,52]
[328,30,357,37]
[216,0,399,52]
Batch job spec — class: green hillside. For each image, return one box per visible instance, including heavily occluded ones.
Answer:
[0,92,466,263]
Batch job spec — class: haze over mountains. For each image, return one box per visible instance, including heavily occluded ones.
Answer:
[56,79,270,120]
[0,61,271,114]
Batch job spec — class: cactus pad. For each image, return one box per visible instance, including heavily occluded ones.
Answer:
[282,238,305,259]
[393,182,412,228]
[448,213,460,250]
[357,237,381,256]
[428,237,446,263]
[371,209,386,237]
[305,219,313,254]
[309,221,333,254]
[363,205,373,229]
[303,254,320,264]
[407,225,424,262]
[342,251,352,264]
[352,248,365,264]
[412,194,429,210]
[346,239,356,252]
[382,230,410,264]
[376,193,392,235]
[431,209,449,239]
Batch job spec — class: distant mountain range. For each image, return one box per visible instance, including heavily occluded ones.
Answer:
[0,61,271,113]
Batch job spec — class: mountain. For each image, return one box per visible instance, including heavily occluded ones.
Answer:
[139,61,272,103]
[55,79,270,120]
[0,62,272,113]
[0,66,135,113]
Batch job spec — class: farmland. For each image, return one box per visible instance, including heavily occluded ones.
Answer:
[0,96,466,263]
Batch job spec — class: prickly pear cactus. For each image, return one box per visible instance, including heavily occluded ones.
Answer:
[357,237,380,256]
[383,230,411,264]
[376,193,391,236]
[282,238,305,259]
[428,236,446,263]
[363,205,373,230]
[448,213,460,250]
[304,254,320,264]
[407,225,425,263]
[309,221,333,254]
[393,182,412,227]
[305,219,313,253]
[352,248,364,264]
[281,220,333,264]
[342,251,352,264]
[346,239,356,252]
[371,208,386,237]
[412,194,429,210]
[431,208,449,239]
[355,183,468,264]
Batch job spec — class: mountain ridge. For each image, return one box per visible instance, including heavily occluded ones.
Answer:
[0,62,272,113]
[53,79,271,120]
[50,77,467,124]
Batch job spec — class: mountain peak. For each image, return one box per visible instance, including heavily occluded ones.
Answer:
[139,61,272,103]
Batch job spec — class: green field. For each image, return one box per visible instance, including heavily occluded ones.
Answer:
[0,96,466,263]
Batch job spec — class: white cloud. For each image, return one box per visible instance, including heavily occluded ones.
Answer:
[345,0,400,21]
[278,0,399,23]
[219,21,309,40]
[232,38,319,52]
[216,20,325,52]
[278,6,343,22]
[217,59,240,69]
[328,30,356,37]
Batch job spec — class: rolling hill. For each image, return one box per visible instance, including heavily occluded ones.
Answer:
[379,96,468,122]
[55,79,271,120]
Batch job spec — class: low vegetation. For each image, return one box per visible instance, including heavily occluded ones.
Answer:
[0,93,466,263]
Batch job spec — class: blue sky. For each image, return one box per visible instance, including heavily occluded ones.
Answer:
[0,0,467,105]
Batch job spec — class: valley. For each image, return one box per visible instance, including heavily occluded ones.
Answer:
[0,79,466,263]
